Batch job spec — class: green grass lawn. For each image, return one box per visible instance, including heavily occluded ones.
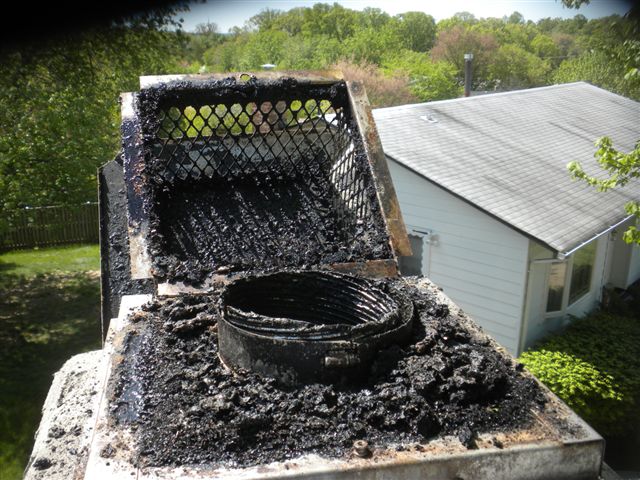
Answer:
[0,244,101,480]
[0,244,99,276]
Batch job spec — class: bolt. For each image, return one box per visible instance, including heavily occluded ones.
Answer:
[353,439,371,458]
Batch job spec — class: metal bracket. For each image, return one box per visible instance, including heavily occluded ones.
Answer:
[120,92,152,280]
[346,80,412,258]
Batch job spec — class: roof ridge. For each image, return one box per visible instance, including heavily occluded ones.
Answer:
[372,82,601,115]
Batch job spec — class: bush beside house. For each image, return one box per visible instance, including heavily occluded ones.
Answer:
[519,295,640,436]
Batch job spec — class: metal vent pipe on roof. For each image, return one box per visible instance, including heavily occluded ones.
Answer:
[464,53,473,97]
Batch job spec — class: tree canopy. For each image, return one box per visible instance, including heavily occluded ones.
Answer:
[0,7,188,231]
[1,2,638,236]
[561,0,640,245]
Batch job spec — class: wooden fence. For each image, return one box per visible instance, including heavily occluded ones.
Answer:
[0,203,99,251]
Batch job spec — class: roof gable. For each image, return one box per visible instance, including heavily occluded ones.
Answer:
[373,82,640,254]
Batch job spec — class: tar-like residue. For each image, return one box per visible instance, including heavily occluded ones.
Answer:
[110,278,546,468]
[134,77,393,285]
[99,157,153,324]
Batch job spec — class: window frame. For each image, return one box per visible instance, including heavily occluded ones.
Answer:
[567,240,597,305]
[543,239,598,317]
[545,260,567,314]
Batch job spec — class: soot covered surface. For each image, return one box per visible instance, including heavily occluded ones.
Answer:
[136,78,393,285]
[99,158,154,324]
[109,277,548,469]
[153,170,389,284]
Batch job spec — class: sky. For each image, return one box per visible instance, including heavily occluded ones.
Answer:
[175,0,632,32]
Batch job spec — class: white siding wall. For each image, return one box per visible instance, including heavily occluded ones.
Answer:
[388,159,529,355]
[609,218,640,288]
[629,243,640,286]
[521,242,555,349]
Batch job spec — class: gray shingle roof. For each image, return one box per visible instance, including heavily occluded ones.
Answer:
[373,82,640,254]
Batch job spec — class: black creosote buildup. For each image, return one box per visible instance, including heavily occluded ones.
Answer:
[109,275,548,469]
[134,77,393,285]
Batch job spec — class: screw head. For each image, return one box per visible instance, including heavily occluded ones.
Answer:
[353,439,371,458]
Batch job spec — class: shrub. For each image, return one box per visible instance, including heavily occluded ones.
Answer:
[553,49,640,101]
[332,60,418,108]
[382,50,462,102]
[519,312,640,436]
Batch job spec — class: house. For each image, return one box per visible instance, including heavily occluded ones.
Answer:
[373,82,640,356]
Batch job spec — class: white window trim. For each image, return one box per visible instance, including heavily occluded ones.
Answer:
[544,259,568,317]
[544,243,597,318]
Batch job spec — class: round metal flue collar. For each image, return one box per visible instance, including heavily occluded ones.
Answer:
[218,271,414,385]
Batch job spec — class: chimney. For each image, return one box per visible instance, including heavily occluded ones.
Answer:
[464,53,473,97]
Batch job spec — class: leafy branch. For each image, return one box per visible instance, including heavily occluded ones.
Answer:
[568,137,640,244]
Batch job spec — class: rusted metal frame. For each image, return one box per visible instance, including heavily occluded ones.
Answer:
[154,259,399,297]
[97,163,109,342]
[328,259,398,278]
[139,70,345,89]
[345,80,412,258]
[120,92,153,280]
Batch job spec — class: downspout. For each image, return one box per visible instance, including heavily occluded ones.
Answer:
[598,231,613,306]
[517,247,533,356]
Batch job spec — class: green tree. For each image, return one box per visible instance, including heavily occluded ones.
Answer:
[562,0,590,8]
[0,11,187,229]
[298,3,358,41]
[531,33,562,65]
[553,46,640,100]
[561,0,640,245]
[382,51,462,101]
[537,17,563,33]
[237,29,289,69]
[507,11,525,24]
[246,8,284,31]
[204,35,248,71]
[344,23,404,65]
[279,35,343,69]
[489,44,551,88]
[436,11,477,33]
[394,12,437,52]
[184,22,224,63]
[272,7,306,36]
[568,139,640,244]
[359,7,391,29]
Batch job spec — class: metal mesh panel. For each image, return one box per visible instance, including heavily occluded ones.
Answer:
[152,100,343,181]
[136,80,390,278]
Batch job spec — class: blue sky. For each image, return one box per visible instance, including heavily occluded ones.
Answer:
[175,0,632,32]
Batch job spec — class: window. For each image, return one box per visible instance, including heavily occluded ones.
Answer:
[544,240,598,314]
[399,234,424,276]
[546,262,566,312]
[568,241,596,304]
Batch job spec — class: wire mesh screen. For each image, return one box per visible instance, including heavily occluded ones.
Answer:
[136,78,392,282]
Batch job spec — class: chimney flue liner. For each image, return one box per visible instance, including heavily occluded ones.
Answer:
[219,271,414,385]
